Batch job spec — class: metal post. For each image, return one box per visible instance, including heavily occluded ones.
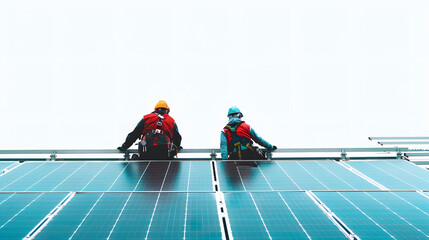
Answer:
[210,151,217,160]
[340,150,347,161]
[396,150,402,160]
[124,151,130,161]
[267,151,272,160]
[49,153,56,161]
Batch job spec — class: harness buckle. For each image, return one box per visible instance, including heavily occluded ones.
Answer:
[153,129,163,134]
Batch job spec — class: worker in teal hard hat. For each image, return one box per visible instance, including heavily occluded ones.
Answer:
[220,106,277,160]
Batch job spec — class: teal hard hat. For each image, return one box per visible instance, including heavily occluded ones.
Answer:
[227,106,243,117]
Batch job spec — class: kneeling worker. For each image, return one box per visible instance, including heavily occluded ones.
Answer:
[220,106,276,160]
[118,100,182,159]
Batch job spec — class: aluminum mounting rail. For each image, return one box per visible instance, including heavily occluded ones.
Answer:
[0,147,408,155]
[0,147,409,162]
[369,137,429,140]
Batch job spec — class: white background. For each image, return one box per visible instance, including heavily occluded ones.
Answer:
[0,0,428,150]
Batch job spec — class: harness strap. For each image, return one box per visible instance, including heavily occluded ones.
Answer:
[234,142,242,160]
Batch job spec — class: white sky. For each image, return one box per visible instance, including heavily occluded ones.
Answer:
[0,0,428,150]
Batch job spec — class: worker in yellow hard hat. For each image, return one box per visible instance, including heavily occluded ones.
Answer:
[118,100,182,160]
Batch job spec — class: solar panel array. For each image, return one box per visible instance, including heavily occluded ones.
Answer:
[0,159,428,239]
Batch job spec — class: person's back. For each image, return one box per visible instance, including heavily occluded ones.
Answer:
[118,100,182,160]
[220,106,276,160]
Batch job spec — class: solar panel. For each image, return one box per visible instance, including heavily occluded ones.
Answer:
[0,161,17,173]
[315,191,429,239]
[0,158,427,239]
[0,161,213,192]
[35,193,221,240]
[224,192,349,239]
[0,193,68,239]
[217,160,380,191]
[346,160,429,190]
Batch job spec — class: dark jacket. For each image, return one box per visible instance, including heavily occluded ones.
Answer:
[120,110,182,150]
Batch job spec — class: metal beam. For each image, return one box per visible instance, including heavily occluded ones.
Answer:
[378,141,429,145]
[369,137,429,140]
[0,147,408,155]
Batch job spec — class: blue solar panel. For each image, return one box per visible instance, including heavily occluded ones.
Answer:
[0,159,427,239]
[346,160,429,190]
[0,193,67,239]
[279,192,349,239]
[217,161,380,191]
[315,191,429,240]
[224,192,271,239]
[0,162,45,190]
[0,162,17,172]
[35,192,103,239]
[35,193,221,239]
[0,161,213,192]
[224,192,348,239]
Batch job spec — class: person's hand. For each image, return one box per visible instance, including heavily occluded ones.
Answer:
[272,146,277,151]
[117,146,125,152]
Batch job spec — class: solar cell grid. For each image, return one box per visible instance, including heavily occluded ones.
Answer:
[0,159,427,240]
[346,161,429,190]
[315,191,429,240]
[0,193,67,239]
[0,162,17,173]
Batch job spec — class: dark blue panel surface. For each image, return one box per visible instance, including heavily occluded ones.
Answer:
[364,161,429,190]
[70,193,130,239]
[280,192,348,240]
[0,193,67,239]
[367,192,429,236]
[0,162,45,190]
[109,162,149,191]
[53,162,109,191]
[185,193,222,239]
[161,162,192,191]
[108,193,158,239]
[316,191,429,240]
[36,193,103,239]
[276,162,328,190]
[1,162,64,191]
[27,162,86,191]
[37,192,220,239]
[251,192,311,239]
[217,161,245,191]
[224,192,271,239]
[146,192,187,239]
[83,162,130,191]
[256,161,301,190]
[299,161,379,190]
[347,161,421,190]
[135,162,170,191]
[188,161,213,191]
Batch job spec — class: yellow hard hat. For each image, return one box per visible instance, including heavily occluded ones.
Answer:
[154,100,170,112]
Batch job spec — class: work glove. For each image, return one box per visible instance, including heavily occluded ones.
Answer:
[117,146,126,152]
[272,146,277,151]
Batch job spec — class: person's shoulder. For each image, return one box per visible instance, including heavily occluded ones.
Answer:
[143,112,155,119]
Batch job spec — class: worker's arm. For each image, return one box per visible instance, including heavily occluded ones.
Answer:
[220,131,229,160]
[250,128,274,150]
[120,119,145,150]
[172,123,182,147]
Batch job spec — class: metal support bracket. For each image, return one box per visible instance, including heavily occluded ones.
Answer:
[396,150,402,160]
[340,150,347,161]
[210,151,217,160]
[124,151,130,161]
[267,151,272,160]
[49,153,56,161]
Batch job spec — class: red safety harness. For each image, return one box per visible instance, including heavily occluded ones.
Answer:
[223,121,254,159]
[141,112,175,148]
